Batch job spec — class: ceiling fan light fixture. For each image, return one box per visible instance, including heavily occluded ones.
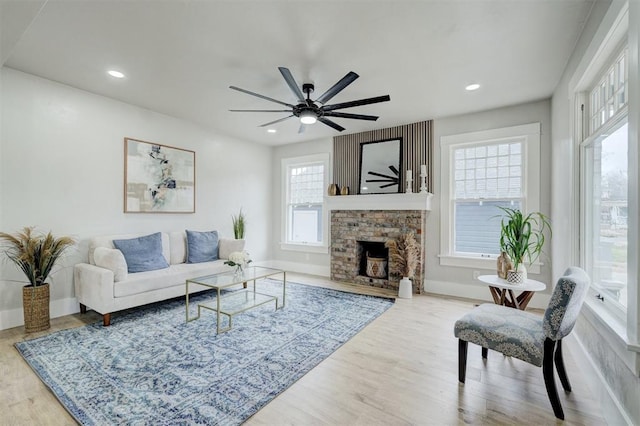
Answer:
[300,110,317,124]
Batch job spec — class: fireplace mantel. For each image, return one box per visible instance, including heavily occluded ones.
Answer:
[325,192,433,211]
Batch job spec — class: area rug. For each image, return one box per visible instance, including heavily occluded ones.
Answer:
[15,280,394,425]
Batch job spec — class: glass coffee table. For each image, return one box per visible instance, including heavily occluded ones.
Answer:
[185,266,286,334]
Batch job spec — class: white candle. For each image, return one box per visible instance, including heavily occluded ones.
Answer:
[406,169,412,180]
[421,164,427,175]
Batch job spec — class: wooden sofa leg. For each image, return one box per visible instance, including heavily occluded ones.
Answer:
[103,313,111,327]
[79,303,87,314]
[543,338,564,420]
[482,347,488,360]
[459,339,468,383]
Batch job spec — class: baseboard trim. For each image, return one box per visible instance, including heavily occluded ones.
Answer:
[0,297,79,331]
[254,260,330,278]
[424,279,550,310]
[567,333,633,425]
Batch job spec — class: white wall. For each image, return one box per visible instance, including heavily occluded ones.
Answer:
[0,67,272,328]
[426,99,553,309]
[269,138,332,276]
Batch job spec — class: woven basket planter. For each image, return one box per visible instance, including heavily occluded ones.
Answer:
[22,283,50,333]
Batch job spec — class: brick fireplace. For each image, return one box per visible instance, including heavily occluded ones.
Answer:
[327,193,431,294]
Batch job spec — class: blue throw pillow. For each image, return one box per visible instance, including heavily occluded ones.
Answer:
[186,230,219,263]
[113,232,169,273]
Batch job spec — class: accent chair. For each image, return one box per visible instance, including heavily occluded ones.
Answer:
[454,266,590,420]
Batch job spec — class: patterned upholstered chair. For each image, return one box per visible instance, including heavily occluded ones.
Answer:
[454,267,590,420]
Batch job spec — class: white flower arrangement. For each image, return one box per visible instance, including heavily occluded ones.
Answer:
[224,250,252,270]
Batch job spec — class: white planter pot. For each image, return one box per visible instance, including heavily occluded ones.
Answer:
[398,277,413,299]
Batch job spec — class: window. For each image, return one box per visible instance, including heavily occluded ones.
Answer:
[581,46,629,317]
[440,123,541,269]
[281,154,329,252]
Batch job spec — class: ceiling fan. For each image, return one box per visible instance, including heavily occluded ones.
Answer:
[229,67,391,133]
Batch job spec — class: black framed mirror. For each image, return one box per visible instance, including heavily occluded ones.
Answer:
[358,138,402,194]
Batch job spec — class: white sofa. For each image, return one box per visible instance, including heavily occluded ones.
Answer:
[73,232,244,326]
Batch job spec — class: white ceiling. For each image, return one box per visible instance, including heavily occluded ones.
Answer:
[1,0,594,146]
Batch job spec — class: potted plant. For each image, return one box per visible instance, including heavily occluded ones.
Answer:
[497,207,551,284]
[0,227,74,332]
[232,208,246,239]
[385,232,420,298]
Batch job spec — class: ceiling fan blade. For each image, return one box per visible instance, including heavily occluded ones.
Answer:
[230,109,292,112]
[322,95,391,112]
[315,71,359,104]
[323,111,379,121]
[278,67,306,103]
[318,117,345,132]
[298,123,307,134]
[229,86,295,108]
[258,115,294,127]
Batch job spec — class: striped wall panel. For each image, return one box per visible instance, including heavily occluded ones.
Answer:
[332,121,433,194]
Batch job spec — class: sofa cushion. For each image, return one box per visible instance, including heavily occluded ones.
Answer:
[113,232,169,273]
[88,232,170,266]
[93,247,128,282]
[186,230,219,263]
[113,260,228,298]
[219,238,246,260]
[168,231,187,265]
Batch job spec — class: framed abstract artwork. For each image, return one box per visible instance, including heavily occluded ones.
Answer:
[124,138,196,213]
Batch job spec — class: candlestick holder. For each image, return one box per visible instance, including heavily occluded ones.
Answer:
[420,173,428,193]
[406,176,413,193]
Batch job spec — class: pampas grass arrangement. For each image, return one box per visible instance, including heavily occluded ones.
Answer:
[385,232,420,278]
[0,226,74,287]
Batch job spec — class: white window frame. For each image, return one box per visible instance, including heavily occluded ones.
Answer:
[439,123,541,270]
[280,153,330,253]
[568,0,640,373]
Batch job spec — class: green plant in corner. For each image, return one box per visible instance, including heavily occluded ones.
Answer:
[232,208,246,239]
[497,206,551,273]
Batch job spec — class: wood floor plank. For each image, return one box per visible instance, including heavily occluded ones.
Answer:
[0,273,607,425]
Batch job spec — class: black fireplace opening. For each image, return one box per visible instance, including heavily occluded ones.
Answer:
[357,240,389,279]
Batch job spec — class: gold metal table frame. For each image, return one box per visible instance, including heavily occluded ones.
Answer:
[185,266,286,334]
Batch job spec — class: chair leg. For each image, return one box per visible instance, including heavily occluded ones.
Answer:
[482,347,488,360]
[458,339,468,383]
[543,338,565,420]
[554,339,572,392]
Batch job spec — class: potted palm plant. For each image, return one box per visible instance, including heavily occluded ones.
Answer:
[498,207,551,284]
[0,227,74,332]
[385,232,420,298]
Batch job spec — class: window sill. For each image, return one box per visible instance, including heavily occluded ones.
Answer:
[581,295,640,375]
[438,254,542,274]
[280,243,329,254]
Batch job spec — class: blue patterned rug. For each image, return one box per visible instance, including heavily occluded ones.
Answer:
[15,280,394,425]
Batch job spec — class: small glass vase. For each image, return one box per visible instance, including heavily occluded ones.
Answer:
[234,265,243,276]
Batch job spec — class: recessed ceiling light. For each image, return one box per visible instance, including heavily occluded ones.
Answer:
[465,83,480,91]
[267,129,277,133]
[107,70,125,79]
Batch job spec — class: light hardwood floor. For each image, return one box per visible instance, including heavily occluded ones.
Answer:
[1,273,606,425]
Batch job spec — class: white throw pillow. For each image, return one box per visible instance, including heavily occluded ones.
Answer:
[94,247,128,282]
[218,239,245,260]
